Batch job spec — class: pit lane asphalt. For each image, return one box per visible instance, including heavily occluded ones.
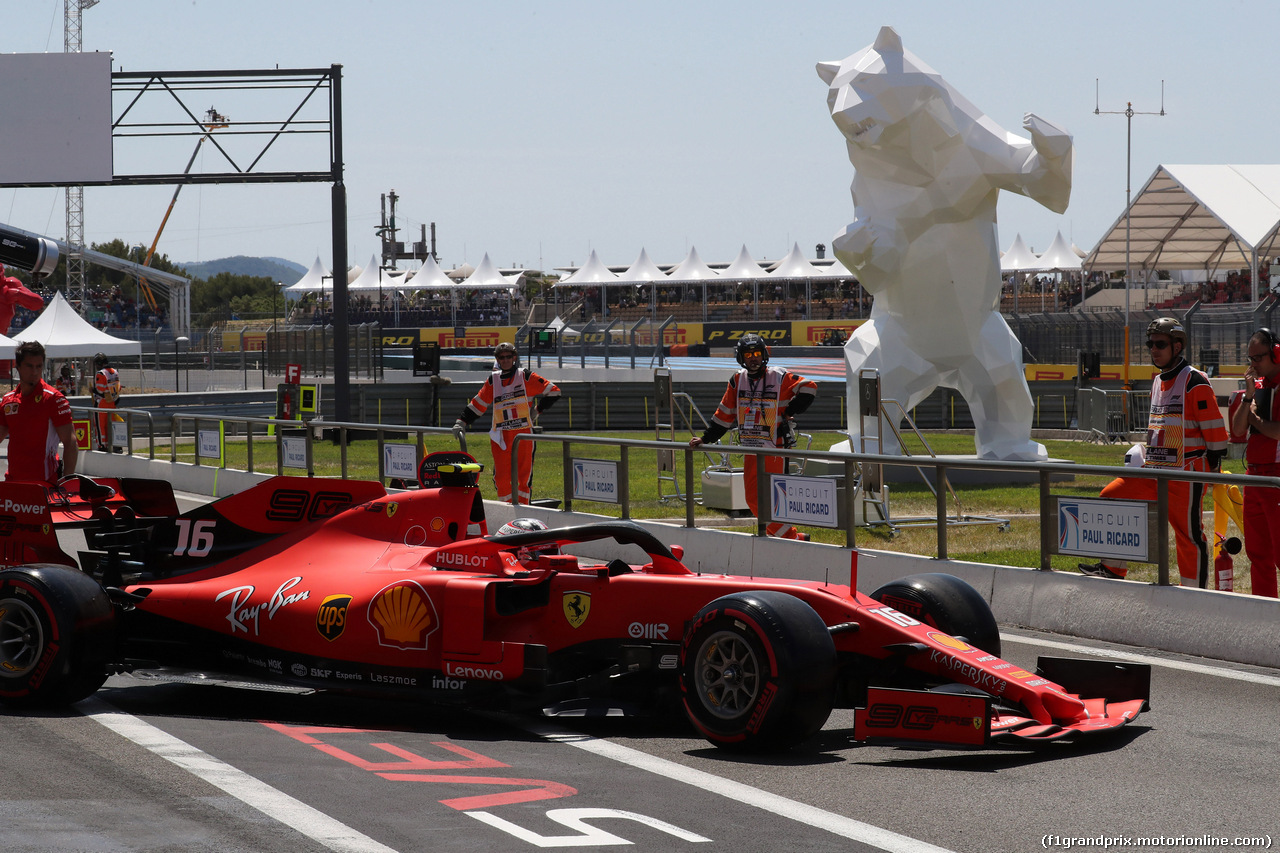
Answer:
[5,492,1277,852]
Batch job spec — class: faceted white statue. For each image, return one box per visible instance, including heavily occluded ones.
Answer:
[819,26,1072,460]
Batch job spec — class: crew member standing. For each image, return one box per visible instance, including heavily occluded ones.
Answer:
[92,352,120,451]
[454,342,560,504]
[55,363,77,397]
[1229,329,1280,597]
[0,340,77,484]
[1079,318,1229,586]
[690,333,817,540]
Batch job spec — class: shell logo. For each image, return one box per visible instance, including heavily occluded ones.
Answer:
[927,632,973,652]
[367,580,439,650]
[430,516,445,532]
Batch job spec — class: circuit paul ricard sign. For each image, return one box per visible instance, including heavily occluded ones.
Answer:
[1053,497,1157,562]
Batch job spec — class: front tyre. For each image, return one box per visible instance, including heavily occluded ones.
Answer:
[0,566,114,707]
[680,591,835,752]
[870,573,1000,656]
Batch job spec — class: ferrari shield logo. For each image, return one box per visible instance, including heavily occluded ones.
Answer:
[562,591,591,628]
[386,502,399,519]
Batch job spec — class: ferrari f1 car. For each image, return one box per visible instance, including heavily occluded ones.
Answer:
[0,456,1149,752]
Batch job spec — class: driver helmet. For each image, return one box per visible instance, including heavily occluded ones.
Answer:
[496,517,560,561]
[734,333,769,367]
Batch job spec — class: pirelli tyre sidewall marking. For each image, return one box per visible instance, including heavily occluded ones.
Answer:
[0,577,60,695]
[680,605,782,740]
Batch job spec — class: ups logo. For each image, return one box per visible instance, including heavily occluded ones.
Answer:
[317,594,352,641]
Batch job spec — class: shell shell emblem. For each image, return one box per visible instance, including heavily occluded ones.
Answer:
[367,580,439,650]
[927,632,973,652]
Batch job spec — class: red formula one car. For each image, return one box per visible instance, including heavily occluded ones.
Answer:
[0,457,1149,752]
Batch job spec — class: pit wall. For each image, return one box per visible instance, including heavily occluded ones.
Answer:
[80,454,1280,670]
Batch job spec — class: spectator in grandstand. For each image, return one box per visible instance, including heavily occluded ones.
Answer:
[454,342,561,505]
[689,333,817,540]
[1229,329,1280,597]
[1079,318,1229,586]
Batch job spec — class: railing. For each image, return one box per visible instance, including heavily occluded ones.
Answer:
[71,406,159,458]
[168,415,465,479]
[91,412,1280,588]
[511,431,1277,586]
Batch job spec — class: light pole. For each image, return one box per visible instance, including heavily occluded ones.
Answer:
[176,335,189,393]
[1096,79,1165,389]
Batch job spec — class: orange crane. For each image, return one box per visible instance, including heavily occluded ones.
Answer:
[138,107,229,312]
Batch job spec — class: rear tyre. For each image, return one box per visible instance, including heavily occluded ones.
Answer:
[870,573,1000,656]
[0,566,114,707]
[680,591,835,752]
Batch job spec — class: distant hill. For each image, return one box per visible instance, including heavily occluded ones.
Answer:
[179,256,307,283]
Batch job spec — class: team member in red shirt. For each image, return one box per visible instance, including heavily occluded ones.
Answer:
[1079,318,1229,586]
[1229,329,1280,598]
[454,342,560,504]
[690,334,818,540]
[0,340,77,484]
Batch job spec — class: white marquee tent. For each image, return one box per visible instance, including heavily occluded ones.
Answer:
[768,243,826,279]
[13,291,142,358]
[1000,234,1040,273]
[1085,164,1280,304]
[283,256,332,297]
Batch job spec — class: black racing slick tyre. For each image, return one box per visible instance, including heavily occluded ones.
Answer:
[680,591,836,752]
[870,573,1001,656]
[0,565,115,707]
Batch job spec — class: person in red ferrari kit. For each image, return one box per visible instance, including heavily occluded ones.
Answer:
[0,340,78,484]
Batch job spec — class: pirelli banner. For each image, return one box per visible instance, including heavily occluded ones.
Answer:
[369,321,868,351]
[379,327,520,348]
[703,321,866,348]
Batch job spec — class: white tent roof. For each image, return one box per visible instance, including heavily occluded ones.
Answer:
[462,254,519,289]
[0,331,15,359]
[1086,164,1280,272]
[721,245,767,279]
[13,292,142,358]
[346,255,384,291]
[667,246,719,282]
[1035,231,1081,272]
[1000,234,1040,272]
[815,256,856,279]
[400,255,457,290]
[768,243,824,278]
[556,250,619,287]
[283,255,331,294]
[616,248,668,284]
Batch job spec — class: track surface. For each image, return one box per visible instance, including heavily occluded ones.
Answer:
[4,629,1277,853]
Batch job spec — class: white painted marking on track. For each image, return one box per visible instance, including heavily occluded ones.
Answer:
[78,696,400,853]
[518,719,959,853]
[1002,632,1280,687]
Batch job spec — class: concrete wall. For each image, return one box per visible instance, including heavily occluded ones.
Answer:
[81,452,1280,670]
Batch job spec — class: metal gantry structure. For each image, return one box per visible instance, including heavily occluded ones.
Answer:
[64,0,101,315]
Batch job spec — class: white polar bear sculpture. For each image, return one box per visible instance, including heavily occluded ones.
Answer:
[819,26,1072,461]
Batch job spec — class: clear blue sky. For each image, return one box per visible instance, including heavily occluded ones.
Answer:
[6,0,1280,278]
